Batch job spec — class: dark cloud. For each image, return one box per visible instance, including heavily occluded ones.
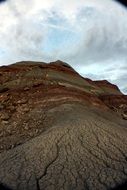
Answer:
[0,0,7,3]
[116,0,127,7]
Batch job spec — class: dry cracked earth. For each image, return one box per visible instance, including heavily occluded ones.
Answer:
[0,60,127,190]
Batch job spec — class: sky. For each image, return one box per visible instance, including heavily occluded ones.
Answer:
[0,0,127,94]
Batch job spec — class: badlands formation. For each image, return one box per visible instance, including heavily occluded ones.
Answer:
[0,60,127,190]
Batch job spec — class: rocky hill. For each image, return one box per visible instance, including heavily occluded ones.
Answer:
[0,60,127,190]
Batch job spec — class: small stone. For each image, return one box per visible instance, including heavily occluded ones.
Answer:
[11,144,15,149]
[23,107,29,112]
[35,129,39,134]
[24,87,30,91]
[0,145,3,149]
[24,126,29,130]
[123,113,127,120]
[2,120,9,125]
[119,104,124,108]
[17,99,28,104]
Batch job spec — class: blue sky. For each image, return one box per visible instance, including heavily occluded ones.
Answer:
[0,0,127,93]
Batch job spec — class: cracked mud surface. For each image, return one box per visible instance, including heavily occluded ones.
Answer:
[0,104,127,190]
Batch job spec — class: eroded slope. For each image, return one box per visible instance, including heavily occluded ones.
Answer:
[0,104,127,190]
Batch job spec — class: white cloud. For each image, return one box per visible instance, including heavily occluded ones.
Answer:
[0,0,127,93]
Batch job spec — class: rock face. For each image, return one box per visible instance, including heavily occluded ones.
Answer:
[0,60,127,190]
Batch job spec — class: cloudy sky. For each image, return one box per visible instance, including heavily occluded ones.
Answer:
[0,0,127,94]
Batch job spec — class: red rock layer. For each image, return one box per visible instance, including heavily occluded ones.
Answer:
[0,60,126,120]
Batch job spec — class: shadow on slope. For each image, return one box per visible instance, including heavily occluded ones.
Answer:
[0,184,12,190]
[111,181,127,190]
